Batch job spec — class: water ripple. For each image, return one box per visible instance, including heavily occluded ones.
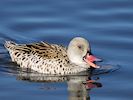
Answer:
[0,0,133,100]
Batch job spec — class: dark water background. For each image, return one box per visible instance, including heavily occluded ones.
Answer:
[0,0,133,100]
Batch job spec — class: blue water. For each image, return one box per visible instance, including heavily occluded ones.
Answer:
[0,0,133,100]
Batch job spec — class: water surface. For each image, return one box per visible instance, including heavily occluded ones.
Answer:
[0,0,133,100]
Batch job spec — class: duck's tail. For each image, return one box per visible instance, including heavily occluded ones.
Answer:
[4,41,17,51]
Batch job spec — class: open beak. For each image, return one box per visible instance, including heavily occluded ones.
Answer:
[84,53,102,68]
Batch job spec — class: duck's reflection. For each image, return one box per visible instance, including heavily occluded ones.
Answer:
[67,75,91,100]
[67,74,102,100]
[17,70,102,100]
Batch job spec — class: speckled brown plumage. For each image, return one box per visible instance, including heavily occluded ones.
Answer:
[4,41,87,75]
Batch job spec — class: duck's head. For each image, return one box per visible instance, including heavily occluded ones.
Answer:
[67,37,101,68]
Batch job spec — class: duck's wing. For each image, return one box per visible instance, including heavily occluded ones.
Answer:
[26,41,68,59]
[5,41,68,60]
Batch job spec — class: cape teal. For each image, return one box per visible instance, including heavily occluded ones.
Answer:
[4,37,100,75]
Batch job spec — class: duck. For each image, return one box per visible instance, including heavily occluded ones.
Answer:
[4,37,101,75]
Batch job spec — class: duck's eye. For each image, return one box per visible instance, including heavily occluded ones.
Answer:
[78,45,82,49]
